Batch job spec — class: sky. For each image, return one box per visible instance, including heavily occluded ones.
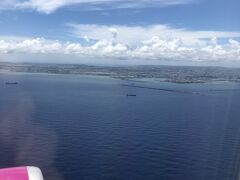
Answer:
[0,0,239,66]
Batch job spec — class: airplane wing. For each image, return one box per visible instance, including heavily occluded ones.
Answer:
[0,167,44,180]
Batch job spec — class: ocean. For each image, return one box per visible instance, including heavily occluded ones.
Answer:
[1,72,240,180]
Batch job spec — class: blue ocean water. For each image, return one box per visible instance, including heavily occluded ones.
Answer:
[1,72,240,180]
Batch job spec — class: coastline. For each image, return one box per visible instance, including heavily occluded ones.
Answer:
[1,62,240,84]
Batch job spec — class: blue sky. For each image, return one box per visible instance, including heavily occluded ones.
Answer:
[0,0,240,66]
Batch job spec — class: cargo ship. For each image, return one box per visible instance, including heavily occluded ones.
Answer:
[5,82,18,85]
[126,94,136,96]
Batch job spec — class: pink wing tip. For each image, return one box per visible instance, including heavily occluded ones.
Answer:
[0,166,44,180]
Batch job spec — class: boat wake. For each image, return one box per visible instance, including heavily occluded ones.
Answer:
[123,84,206,96]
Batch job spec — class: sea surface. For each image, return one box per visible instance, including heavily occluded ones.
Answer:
[1,72,240,180]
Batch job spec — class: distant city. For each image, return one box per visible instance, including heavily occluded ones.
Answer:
[1,62,240,83]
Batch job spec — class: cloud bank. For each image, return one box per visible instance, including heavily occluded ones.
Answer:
[0,0,196,14]
[0,25,240,64]
[70,24,240,47]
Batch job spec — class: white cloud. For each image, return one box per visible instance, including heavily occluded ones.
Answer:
[69,24,240,47]
[0,0,197,14]
[0,33,240,64]
[1,24,240,64]
[109,28,118,41]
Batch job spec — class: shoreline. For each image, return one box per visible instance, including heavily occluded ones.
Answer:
[1,70,239,85]
[1,63,240,84]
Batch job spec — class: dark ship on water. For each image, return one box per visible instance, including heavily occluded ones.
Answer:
[5,82,18,85]
[126,94,137,97]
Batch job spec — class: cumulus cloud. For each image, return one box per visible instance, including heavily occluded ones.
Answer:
[0,34,240,64]
[0,24,240,64]
[109,28,118,41]
[69,24,240,47]
[0,0,197,14]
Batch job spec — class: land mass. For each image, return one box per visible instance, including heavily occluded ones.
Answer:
[1,62,240,83]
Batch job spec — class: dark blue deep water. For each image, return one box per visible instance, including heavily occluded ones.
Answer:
[1,72,240,180]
